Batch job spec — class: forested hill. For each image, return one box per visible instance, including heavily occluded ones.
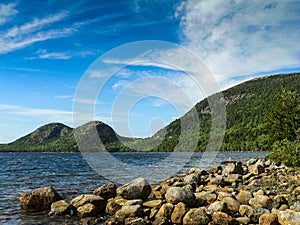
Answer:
[0,72,299,152]
[149,72,300,152]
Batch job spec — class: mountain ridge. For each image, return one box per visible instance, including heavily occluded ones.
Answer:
[0,72,299,152]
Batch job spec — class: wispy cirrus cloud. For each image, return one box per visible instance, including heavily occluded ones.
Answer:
[0,103,73,122]
[0,11,79,54]
[0,3,17,25]
[27,49,97,60]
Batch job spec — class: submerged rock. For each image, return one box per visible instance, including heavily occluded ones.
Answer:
[49,200,74,216]
[20,186,62,210]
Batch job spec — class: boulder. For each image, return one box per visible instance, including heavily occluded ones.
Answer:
[171,202,189,224]
[222,162,244,175]
[115,205,143,222]
[49,200,74,216]
[117,177,151,200]
[222,197,240,213]
[165,187,196,207]
[143,199,162,209]
[183,208,210,225]
[239,204,254,217]
[71,194,106,212]
[20,186,62,210]
[77,203,97,218]
[106,196,127,215]
[207,200,228,214]
[249,195,271,209]
[259,213,278,225]
[155,203,174,219]
[93,182,116,200]
[184,173,200,184]
[272,209,300,225]
[195,191,217,206]
[248,164,265,175]
[236,190,253,205]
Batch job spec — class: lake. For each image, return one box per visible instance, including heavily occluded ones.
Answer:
[0,151,269,224]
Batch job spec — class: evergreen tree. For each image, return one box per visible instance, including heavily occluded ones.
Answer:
[267,85,300,167]
[268,85,299,143]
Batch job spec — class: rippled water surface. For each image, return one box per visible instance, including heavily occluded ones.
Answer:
[0,152,269,224]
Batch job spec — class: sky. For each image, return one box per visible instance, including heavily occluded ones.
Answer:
[0,0,299,143]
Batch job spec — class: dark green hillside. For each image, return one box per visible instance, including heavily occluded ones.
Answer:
[0,121,132,152]
[151,73,300,152]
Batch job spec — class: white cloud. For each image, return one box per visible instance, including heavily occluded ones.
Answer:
[27,49,97,60]
[103,58,180,71]
[35,49,71,59]
[0,104,73,122]
[177,0,300,79]
[54,95,73,99]
[0,3,17,25]
[0,11,79,54]
[74,98,102,105]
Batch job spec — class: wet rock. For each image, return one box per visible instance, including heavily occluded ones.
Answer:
[165,187,196,207]
[156,203,174,219]
[20,186,62,210]
[49,200,74,216]
[259,213,278,225]
[117,177,151,200]
[77,203,98,219]
[71,194,106,213]
[93,182,116,200]
[212,212,234,225]
[171,202,189,224]
[183,208,210,225]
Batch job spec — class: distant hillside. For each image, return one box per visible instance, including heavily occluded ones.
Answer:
[0,72,299,152]
[0,121,132,152]
[149,72,300,152]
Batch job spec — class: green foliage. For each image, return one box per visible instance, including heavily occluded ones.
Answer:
[266,86,300,167]
[267,139,300,167]
[268,86,300,143]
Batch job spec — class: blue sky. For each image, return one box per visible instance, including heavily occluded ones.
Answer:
[0,0,299,143]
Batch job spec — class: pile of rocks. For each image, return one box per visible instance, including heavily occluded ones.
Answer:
[20,158,300,225]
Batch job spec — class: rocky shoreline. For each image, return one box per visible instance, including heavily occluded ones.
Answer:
[20,158,300,225]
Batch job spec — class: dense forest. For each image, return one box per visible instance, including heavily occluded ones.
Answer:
[0,72,299,152]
